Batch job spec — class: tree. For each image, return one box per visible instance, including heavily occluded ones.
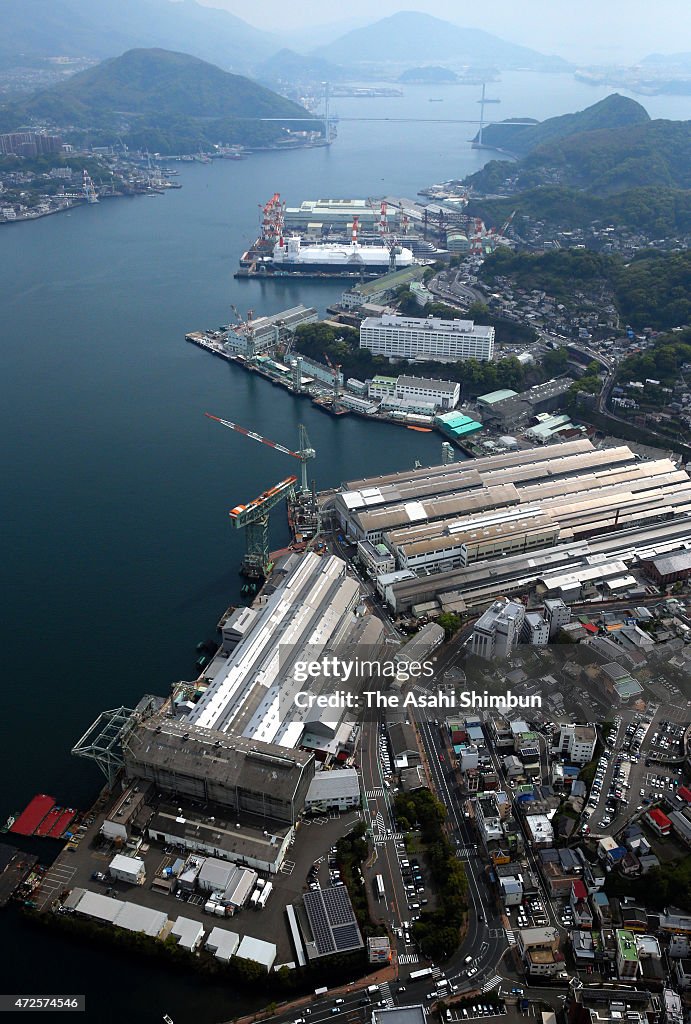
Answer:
[438,612,462,639]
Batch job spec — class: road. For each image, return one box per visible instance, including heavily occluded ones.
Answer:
[414,715,509,991]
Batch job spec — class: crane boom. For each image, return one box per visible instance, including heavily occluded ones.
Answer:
[205,413,302,459]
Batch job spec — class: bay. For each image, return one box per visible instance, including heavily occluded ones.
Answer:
[0,72,688,1022]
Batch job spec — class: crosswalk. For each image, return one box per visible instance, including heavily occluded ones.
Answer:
[367,788,385,798]
[398,953,419,965]
[379,983,395,1007]
[505,929,516,946]
[455,848,476,859]
[482,976,502,993]
[373,833,406,844]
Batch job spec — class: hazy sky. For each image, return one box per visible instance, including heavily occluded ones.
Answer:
[198,0,691,63]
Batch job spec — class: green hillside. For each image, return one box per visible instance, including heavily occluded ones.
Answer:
[480,248,691,331]
[475,94,649,157]
[465,96,691,210]
[0,0,276,73]
[466,185,691,237]
[0,48,318,153]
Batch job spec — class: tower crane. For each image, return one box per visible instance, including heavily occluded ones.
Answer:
[322,351,342,407]
[205,414,317,576]
[205,413,315,494]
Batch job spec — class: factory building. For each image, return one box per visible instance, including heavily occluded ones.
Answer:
[187,553,365,748]
[359,313,495,364]
[116,554,389,825]
[224,305,317,357]
[641,549,691,585]
[435,410,483,441]
[283,198,399,232]
[304,768,361,813]
[123,718,315,825]
[367,374,459,411]
[330,439,691,613]
[146,805,292,873]
[477,379,574,428]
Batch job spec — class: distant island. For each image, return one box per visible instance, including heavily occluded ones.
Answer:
[398,66,459,84]
[0,48,321,154]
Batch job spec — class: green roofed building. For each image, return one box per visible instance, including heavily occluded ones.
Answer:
[477,389,518,407]
[435,411,483,440]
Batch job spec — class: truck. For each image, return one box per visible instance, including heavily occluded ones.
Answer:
[367,986,380,996]
[315,988,328,997]
[257,881,273,908]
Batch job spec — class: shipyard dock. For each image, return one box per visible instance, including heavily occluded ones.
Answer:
[184,327,477,454]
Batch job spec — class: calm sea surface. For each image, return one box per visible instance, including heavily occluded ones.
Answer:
[1,73,688,1022]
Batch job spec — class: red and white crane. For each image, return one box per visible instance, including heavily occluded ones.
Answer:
[205,413,315,493]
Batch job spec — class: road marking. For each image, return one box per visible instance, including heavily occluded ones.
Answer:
[280,859,295,874]
[36,863,76,910]
[379,983,394,1007]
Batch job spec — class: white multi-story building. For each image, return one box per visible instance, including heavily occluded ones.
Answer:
[471,598,526,659]
[522,611,550,646]
[558,724,597,765]
[367,373,460,411]
[395,374,460,409]
[544,597,571,639]
[360,314,495,364]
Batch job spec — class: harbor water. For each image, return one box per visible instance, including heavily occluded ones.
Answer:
[1,73,689,1022]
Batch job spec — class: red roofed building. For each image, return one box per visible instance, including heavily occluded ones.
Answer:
[677,785,691,804]
[646,808,672,836]
[570,878,593,928]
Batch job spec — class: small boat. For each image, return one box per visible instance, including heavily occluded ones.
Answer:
[163,1016,175,1024]
[1,812,18,833]
[407,426,433,432]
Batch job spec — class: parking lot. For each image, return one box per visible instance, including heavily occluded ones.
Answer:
[506,896,550,931]
[581,704,689,835]
[46,794,363,965]
[446,1001,507,1021]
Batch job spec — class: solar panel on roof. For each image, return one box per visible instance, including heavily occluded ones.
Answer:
[303,886,363,956]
